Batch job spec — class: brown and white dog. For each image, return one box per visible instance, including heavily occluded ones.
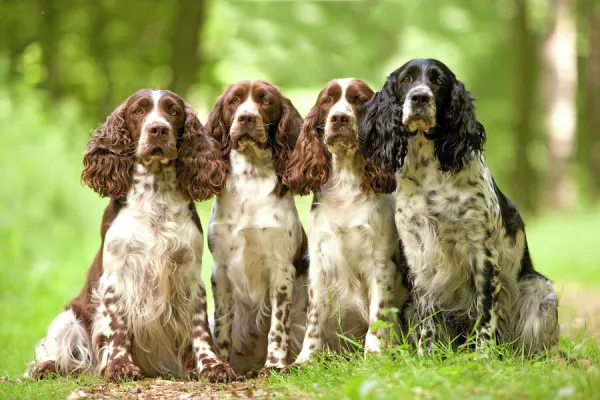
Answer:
[283,79,409,363]
[26,89,237,382]
[206,80,309,377]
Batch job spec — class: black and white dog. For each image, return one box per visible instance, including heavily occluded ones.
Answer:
[360,59,559,354]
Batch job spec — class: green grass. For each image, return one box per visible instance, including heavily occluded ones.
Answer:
[272,337,600,399]
[1,90,600,398]
[1,338,598,399]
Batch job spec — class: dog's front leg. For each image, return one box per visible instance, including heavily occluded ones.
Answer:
[258,263,295,377]
[94,283,140,382]
[474,246,501,349]
[192,283,238,382]
[211,266,233,361]
[365,259,397,355]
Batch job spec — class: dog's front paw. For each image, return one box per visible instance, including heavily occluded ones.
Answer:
[27,361,58,380]
[195,362,238,383]
[105,360,141,382]
[279,361,307,375]
[258,364,286,378]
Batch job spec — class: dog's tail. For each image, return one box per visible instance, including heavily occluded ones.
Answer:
[25,308,94,378]
[513,275,560,354]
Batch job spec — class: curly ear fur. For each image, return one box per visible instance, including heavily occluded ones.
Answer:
[359,154,397,194]
[283,105,331,196]
[206,94,232,159]
[435,80,486,172]
[271,96,303,191]
[177,105,228,201]
[81,103,134,198]
[359,79,409,174]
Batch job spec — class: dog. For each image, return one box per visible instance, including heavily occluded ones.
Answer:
[360,59,559,354]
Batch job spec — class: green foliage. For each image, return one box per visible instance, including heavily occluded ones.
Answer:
[1,0,597,205]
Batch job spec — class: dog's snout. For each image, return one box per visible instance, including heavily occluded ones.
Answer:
[148,123,170,136]
[330,112,352,127]
[237,114,256,126]
[410,92,432,105]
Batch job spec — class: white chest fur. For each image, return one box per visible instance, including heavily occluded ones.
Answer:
[308,153,398,313]
[208,149,302,306]
[99,164,203,375]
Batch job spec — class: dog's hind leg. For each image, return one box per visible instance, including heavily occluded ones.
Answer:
[25,309,93,378]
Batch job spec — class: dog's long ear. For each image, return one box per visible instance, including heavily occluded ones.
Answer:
[81,101,134,198]
[272,95,303,192]
[359,154,397,194]
[282,103,330,195]
[177,105,227,201]
[359,77,408,173]
[206,91,231,159]
[436,80,486,172]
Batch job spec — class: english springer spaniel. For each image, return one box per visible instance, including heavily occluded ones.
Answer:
[206,80,308,377]
[26,89,237,382]
[360,59,559,354]
[283,78,409,363]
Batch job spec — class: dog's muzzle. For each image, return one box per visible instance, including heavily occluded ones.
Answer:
[402,86,436,133]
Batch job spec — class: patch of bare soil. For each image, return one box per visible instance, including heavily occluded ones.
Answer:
[66,378,291,400]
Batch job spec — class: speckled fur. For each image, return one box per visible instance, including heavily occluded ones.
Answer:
[208,148,307,375]
[397,132,558,353]
[360,59,559,354]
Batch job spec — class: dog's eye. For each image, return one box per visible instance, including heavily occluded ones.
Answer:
[324,97,333,104]
[434,78,445,86]
[261,97,271,105]
[356,97,368,104]
[134,108,144,115]
[229,97,240,105]
[169,107,179,116]
[401,76,412,84]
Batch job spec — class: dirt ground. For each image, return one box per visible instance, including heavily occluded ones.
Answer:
[64,379,284,400]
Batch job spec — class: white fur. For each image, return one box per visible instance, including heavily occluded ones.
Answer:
[209,111,306,374]
[94,163,204,376]
[25,310,93,377]
[296,79,408,363]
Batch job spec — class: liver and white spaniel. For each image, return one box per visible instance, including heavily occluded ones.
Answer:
[206,80,308,376]
[283,78,409,363]
[360,59,559,354]
[26,89,237,382]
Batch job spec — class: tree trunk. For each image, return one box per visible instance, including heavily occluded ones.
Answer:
[169,0,206,97]
[89,1,113,120]
[38,0,61,99]
[512,0,539,213]
[585,1,600,199]
[542,0,578,210]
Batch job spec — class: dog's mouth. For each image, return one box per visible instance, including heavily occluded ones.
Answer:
[402,113,436,135]
[141,146,178,165]
[231,130,268,151]
[324,128,358,150]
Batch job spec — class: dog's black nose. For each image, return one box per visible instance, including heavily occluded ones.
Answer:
[411,92,432,105]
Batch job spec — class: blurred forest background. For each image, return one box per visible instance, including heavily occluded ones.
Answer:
[0,0,599,377]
